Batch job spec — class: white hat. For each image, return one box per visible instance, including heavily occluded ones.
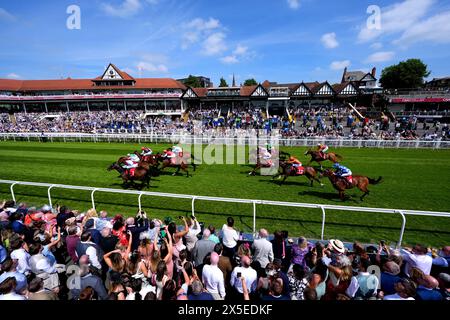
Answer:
[329,239,345,253]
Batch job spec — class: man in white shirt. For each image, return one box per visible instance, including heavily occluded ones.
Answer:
[202,252,225,300]
[230,256,257,295]
[252,229,274,268]
[401,244,432,276]
[221,217,239,258]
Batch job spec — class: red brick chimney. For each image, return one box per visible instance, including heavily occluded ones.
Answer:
[341,67,347,83]
[371,67,376,77]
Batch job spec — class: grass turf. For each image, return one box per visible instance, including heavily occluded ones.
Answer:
[0,141,449,247]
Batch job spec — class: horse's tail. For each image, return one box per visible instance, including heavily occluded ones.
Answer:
[368,176,382,185]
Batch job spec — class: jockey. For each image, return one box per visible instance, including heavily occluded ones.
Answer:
[259,146,273,167]
[140,146,153,156]
[287,156,304,174]
[122,155,139,177]
[317,143,329,159]
[163,148,176,165]
[172,145,183,157]
[333,163,353,185]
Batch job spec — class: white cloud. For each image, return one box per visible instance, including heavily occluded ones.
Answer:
[233,45,248,56]
[393,11,450,46]
[6,73,20,79]
[220,45,253,64]
[182,17,222,50]
[101,0,142,18]
[137,61,168,73]
[136,53,169,73]
[330,60,351,70]
[370,42,383,50]
[0,8,15,21]
[202,32,227,56]
[220,55,239,64]
[357,0,434,43]
[287,0,300,10]
[321,32,339,49]
[366,51,395,63]
[187,17,220,31]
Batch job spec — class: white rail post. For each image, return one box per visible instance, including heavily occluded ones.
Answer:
[252,200,257,236]
[91,188,98,209]
[47,185,55,208]
[10,182,18,203]
[138,192,144,212]
[191,196,196,217]
[319,205,326,240]
[396,210,407,249]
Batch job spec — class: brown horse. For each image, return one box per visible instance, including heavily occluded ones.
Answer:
[322,169,382,201]
[248,151,291,176]
[155,152,197,177]
[133,152,160,176]
[107,162,151,189]
[273,161,323,187]
[304,149,343,169]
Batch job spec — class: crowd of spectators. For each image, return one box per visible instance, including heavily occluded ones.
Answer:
[0,200,449,301]
[0,106,449,141]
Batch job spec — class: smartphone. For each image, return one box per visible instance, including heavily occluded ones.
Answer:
[380,240,386,246]
[237,272,242,278]
[178,216,184,219]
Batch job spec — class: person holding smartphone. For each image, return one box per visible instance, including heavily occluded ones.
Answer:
[230,255,257,299]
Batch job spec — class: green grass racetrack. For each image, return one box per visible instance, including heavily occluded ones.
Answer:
[0,141,449,247]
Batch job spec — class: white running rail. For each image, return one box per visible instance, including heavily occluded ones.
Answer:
[1,179,449,248]
[0,132,449,149]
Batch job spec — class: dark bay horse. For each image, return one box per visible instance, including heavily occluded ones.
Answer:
[107,162,151,189]
[322,169,382,201]
[133,152,160,176]
[304,149,343,169]
[273,161,323,187]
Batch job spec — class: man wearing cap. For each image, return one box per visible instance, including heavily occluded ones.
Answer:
[84,218,102,245]
[252,229,274,269]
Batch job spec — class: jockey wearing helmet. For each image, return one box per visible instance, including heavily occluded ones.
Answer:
[333,163,353,185]
[163,148,176,165]
[140,146,153,156]
[172,145,183,157]
[317,143,329,159]
[122,153,139,177]
[287,156,304,175]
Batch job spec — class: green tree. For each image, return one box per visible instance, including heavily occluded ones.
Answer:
[380,59,431,89]
[243,78,258,86]
[184,75,201,88]
[219,77,229,87]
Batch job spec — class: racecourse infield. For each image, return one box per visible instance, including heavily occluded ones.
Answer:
[0,141,449,247]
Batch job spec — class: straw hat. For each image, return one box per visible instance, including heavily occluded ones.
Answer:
[329,239,345,253]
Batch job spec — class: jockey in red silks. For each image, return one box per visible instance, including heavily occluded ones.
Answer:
[122,153,139,177]
[163,148,177,165]
[287,156,304,175]
[317,143,329,159]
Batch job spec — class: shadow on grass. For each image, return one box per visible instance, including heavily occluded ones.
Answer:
[299,190,360,204]
[258,178,312,187]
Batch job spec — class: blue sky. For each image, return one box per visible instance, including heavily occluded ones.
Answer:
[1,0,450,86]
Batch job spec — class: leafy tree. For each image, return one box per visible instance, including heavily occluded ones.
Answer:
[219,77,229,87]
[243,78,258,86]
[380,59,431,89]
[184,75,201,88]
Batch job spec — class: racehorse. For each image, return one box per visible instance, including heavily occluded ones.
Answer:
[304,149,343,169]
[133,152,160,176]
[248,150,290,176]
[273,161,323,187]
[322,169,382,201]
[155,152,198,177]
[107,162,151,189]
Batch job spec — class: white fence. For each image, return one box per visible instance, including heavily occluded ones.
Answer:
[1,179,449,248]
[0,132,449,148]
